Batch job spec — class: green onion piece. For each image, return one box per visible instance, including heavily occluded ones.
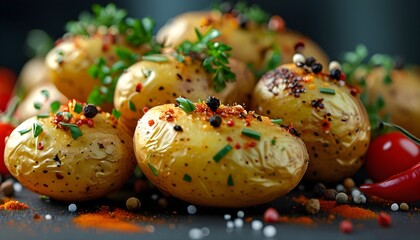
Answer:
[148,162,159,176]
[34,102,42,110]
[281,146,286,151]
[227,174,234,186]
[271,138,276,145]
[384,75,393,85]
[129,100,137,112]
[40,89,49,100]
[37,113,50,119]
[241,128,261,140]
[59,122,78,128]
[74,102,83,113]
[271,119,283,125]
[69,126,83,140]
[112,109,122,119]
[213,144,233,162]
[141,54,168,62]
[50,101,61,113]
[32,123,43,137]
[381,122,420,145]
[176,97,196,113]
[183,174,192,182]
[319,88,336,95]
[18,129,31,135]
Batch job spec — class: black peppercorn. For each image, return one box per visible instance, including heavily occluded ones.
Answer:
[206,96,220,112]
[305,57,316,67]
[313,182,326,197]
[311,63,323,73]
[330,69,341,80]
[237,14,248,28]
[83,104,98,118]
[209,115,222,127]
[174,125,183,132]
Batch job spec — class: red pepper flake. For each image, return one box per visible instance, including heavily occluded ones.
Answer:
[350,88,358,96]
[264,208,279,223]
[377,212,392,228]
[143,107,149,113]
[234,143,241,149]
[321,119,331,131]
[226,136,233,142]
[245,120,251,126]
[53,115,64,125]
[340,72,346,81]
[340,220,353,234]
[37,142,44,150]
[135,83,142,93]
[294,41,305,52]
[148,119,155,127]
[87,119,95,127]
[227,119,234,127]
[247,141,257,148]
[165,110,175,122]
[76,119,83,127]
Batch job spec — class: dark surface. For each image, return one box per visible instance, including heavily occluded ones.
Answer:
[1,184,419,240]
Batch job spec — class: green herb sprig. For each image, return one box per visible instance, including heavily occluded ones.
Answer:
[88,47,138,106]
[176,29,236,92]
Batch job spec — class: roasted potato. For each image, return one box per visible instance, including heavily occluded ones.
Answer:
[14,83,68,123]
[252,63,370,182]
[18,57,50,93]
[4,100,136,201]
[357,66,420,137]
[157,11,328,72]
[45,34,148,111]
[114,51,255,133]
[134,100,309,207]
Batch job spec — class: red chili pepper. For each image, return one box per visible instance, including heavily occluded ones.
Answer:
[359,162,420,202]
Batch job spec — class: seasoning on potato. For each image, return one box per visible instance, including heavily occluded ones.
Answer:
[133,97,309,207]
[252,60,370,182]
[157,2,329,74]
[4,100,136,201]
[114,30,255,133]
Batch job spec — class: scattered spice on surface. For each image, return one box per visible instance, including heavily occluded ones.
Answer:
[339,220,353,234]
[126,197,141,211]
[399,203,409,211]
[343,178,356,192]
[312,183,326,197]
[377,212,392,228]
[73,213,145,233]
[0,200,29,210]
[336,192,348,204]
[264,208,280,223]
[306,198,320,214]
[277,216,315,225]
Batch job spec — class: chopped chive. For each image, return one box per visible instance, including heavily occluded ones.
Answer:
[141,54,169,62]
[281,146,286,151]
[148,162,159,176]
[18,129,31,135]
[74,102,83,113]
[183,174,192,182]
[59,122,78,128]
[384,75,393,85]
[40,89,49,100]
[241,128,261,140]
[271,138,276,145]
[227,174,234,186]
[319,88,336,95]
[112,109,122,119]
[380,122,420,145]
[213,144,232,162]
[32,123,43,137]
[37,113,50,118]
[50,101,61,113]
[34,102,42,110]
[271,119,283,125]
[69,126,83,140]
[129,100,137,112]
[176,97,196,113]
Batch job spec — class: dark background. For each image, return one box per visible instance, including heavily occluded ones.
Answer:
[1,0,420,75]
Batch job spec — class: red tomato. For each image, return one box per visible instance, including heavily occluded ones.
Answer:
[0,122,15,176]
[365,132,420,182]
[0,67,16,112]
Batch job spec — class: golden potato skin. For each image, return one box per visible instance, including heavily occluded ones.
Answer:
[157,11,328,71]
[114,53,255,132]
[134,103,309,207]
[14,83,68,123]
[46,34,148,110]
[252,64,370,182]
[362,66,420,137]
[4,102,136,201]
[18,57,50,93]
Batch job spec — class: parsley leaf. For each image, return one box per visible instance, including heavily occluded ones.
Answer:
[176,29,236,92]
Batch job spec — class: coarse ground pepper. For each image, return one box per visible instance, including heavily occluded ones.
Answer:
[293,195,377,219]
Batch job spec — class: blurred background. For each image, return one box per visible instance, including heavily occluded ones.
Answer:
[1,0,420,75]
